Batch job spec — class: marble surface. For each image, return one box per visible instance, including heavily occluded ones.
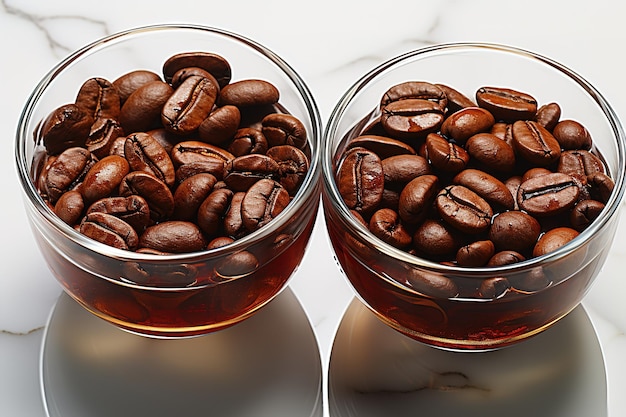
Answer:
[1,0,626,416]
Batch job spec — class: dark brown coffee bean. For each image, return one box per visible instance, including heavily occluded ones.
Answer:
[86,118,124,159]
[405,267,459,298]
[512,120,561,166]
[456,240,495,267]
[535,102,561,131]
[170,66,215,89]
[453,169,514,211]
[223,154,280,191]
[465,132,516,174]
[207,236,235,250]
[347,135,415,159]
[124,132,176,187]
[517,172,580,217]
[436,185,493,234]
[570,199,605,231]
[171,140,235,167]
[425,133,469,174]
[139,221,207,253]
[266,145,310,195]
[172,173,217,221]
[368,208,412,249]
[81,155,130,204]
[488,210,541,253]
[435,83,476,113]
[522,167,552,182]
[54,190,85,226]
[175,160,226,182]
[553,119,592,150]
[381,154,431,189]
[228,128,268,156]
[380,81,447,110]
[223,191,247,238]
[478,277,510,299]
[198,105,241,145]
[557,149,605,179]
[119,80,174,133]
[241,179,290,231]
[504,175,522,210]
[80,212,138,250]
[197,188,234,237]
[398,174,439,225]
[487,250,526,266]
[476,86,537,122]
[261,113,307,149]
[412,219,464,258]
[86,195,152,233]
[509,268,550,293]
[532,227,579,257]
[215,250,259,280]
[75,77,121,121]
[40,104,93,155]
[112,70,162,104]
[119,171,175,221]
[218,79,280,107]
[337,147,385,216]
[44,147,95,203]
[440,107,495,145]
[381,99,444,139]
[587,172,615,203]
[162,51,231,87]
[162,75,219,135]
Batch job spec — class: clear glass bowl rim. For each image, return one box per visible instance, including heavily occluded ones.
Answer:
[322,41,626,277]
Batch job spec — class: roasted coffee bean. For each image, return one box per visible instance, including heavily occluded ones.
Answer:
[112,70,162,104]
[198,105,241,145]
[476,86,537,122]
[124,132,176,187]
[535,102,561,131]
[80,212,138,250]
[162,51,231,87]
[261,113,307,149]
[123,261,198,287]
[215,250,259,279]
[218,79,280,107]
[170,66,215,89]
[413,219,464,258]
[405,267,459,298]
[175,160,226,182]
[456,240,495,267]
[571,199,605,231]
[54,190,85,226]
[86,118,124,159]
[228,128,268,156]
[587,171,615,203]
[44,147,95,203]
[172,173,217,221]
[478,277,510,299]
[81,155,130,204]
[119,80,174,133]
[223,154,280,191]
[86,195,152,233]
[435,83,476,113]
[207,236,235,250]
[381,154,431,189]
[40,104,93,155]
[197,188,234,237]
[453,169,514,211]
[425,133,469,174]
[139,221,207,253]
[522,167,552,182]
[381,81,447,110]
[369,208,412,249]
[337,147,385,216]
[517,172,580,217]
[465,132,516,173]
[266,145,310,195]
[171,140,235,166]
[440,107,495,145]
[75,77,121,121]
[241,179,290,231]
[557,149,604,178]
[223,191,247,238]
[436,185,493,234]
[487,250,526,266]
[398,174,439,225]
[381,99,444,139]
[533,227,579,257]
[161,74,219,135]
[347,135,415,159]
[553,119,592,150]
[119,171,174,221]
[512,120,561,166]
[488,210,541,253]
[145,128,179,154]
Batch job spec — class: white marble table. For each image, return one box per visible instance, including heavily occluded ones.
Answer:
[2,0,626,416]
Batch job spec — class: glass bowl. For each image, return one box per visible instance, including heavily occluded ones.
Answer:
[15,24,322,338]
[322,43,626,350]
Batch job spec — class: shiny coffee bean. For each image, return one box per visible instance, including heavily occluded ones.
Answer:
[80,212,138,250]
[381,99,444,139]
[241,179,290,231]
[488,210,541,253]
[337,147,385,216]
[218,79,280,107]
[197,188,234,237]
[112,70,162,104]
[487,250,526,266]
[413,219,464,258]
[40,104,93,155]
[512,120,561,166]
[456,240,495,267]
[119,171,175,221]
[535,102,561,131]
[172,173,217,221]
[223,191,247,238]
[198,105,241,145]
[86,118,124,159]
[381,154,431,189]
[570,199,605,231]
[139,221,207,253]
[369,208,412,249]
[86,195,152,233]
[162,51,231,87]
[119,80,174,133]
[440,107,495,145]
[171,140,235,166]
[453,168,514,211]
[478,277,510,299]
[557,149,605,178]
[532,227,579,257]
[215,250,259,280]
[44,147,95,203]
[223,154,280,191]
[54,190,85,226]
[398,174,439,226]
[266,145,310,195]
[81,155,130,204]
[347,135,415,159]
[261,113,308,149]
[465,132,516,173]
[405,267,459,298]
[436,185,493,234]
[435,83,476,113]
[228,128,268,156]
[587,172,615,203]
[517,172,580,217]
[476,86,537,122]
[175,160,226,182]
[425,133,469,174]
[552,119,592,150]
[170,66,215,89]
[162,75,219,135]
[124,132,176,187]
[381,81,447,110]
[75,77,121,121]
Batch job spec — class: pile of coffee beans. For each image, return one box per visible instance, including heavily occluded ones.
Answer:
[336,81,614,267]
[35,51,311,253]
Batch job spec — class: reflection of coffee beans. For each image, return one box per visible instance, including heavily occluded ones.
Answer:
[336,81,614,267]
[35,51,311,254]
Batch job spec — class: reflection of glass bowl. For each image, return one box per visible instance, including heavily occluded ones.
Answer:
[322,43,626,350]
[15,24,321,338]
